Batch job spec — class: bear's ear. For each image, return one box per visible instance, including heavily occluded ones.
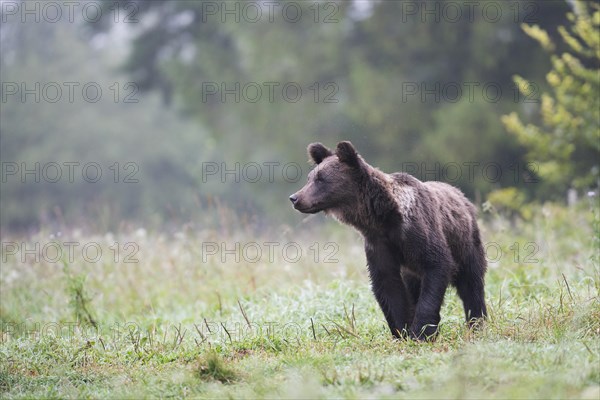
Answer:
[307,143,333,165]
[335,141,360,168]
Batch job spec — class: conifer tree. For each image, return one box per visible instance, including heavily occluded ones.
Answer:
[503,1,599,195]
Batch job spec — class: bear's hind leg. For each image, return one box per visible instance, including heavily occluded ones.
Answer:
[401,270,421,306]
[456,249,487,327]
[456,273,487,326]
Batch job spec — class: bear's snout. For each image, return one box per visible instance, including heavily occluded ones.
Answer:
[289,190,320,214]
[290,192,313,212]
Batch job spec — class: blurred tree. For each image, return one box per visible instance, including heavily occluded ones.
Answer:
[503,1,600,197]
[91,0,570,196]
[0,0,580,232]
[419,99,524,198]
[0,18,208,231]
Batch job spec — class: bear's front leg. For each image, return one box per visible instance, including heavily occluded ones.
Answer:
[366,243,414,338]
[410,253,452,341]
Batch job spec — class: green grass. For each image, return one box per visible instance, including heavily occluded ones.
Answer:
[1,204,599,399]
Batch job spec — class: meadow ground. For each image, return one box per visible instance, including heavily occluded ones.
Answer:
[1,203,599,399]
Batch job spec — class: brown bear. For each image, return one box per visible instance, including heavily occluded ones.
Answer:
[289,141,487,340]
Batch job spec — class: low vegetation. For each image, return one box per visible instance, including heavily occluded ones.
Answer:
[1,203,599,398]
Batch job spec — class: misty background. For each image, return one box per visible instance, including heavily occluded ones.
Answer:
[1,0,598,233]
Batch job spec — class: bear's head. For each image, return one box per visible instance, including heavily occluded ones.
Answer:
[289,141,364,214]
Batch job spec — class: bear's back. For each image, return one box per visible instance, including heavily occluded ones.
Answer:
[391,173,477,253]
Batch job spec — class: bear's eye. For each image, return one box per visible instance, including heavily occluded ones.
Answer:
[315,173,324,182]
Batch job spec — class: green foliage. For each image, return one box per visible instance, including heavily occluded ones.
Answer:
[503,1,600,195]
[484,187,532,220]
[419,99,523,198]
[0,0,588,230]
[195,351,239,384]
[62,261,97,329]
[1,207,598,398]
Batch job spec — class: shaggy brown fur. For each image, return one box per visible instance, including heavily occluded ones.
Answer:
[290,141,487,340]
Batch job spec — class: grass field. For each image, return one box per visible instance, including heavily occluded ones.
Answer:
[1,203,599,399]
